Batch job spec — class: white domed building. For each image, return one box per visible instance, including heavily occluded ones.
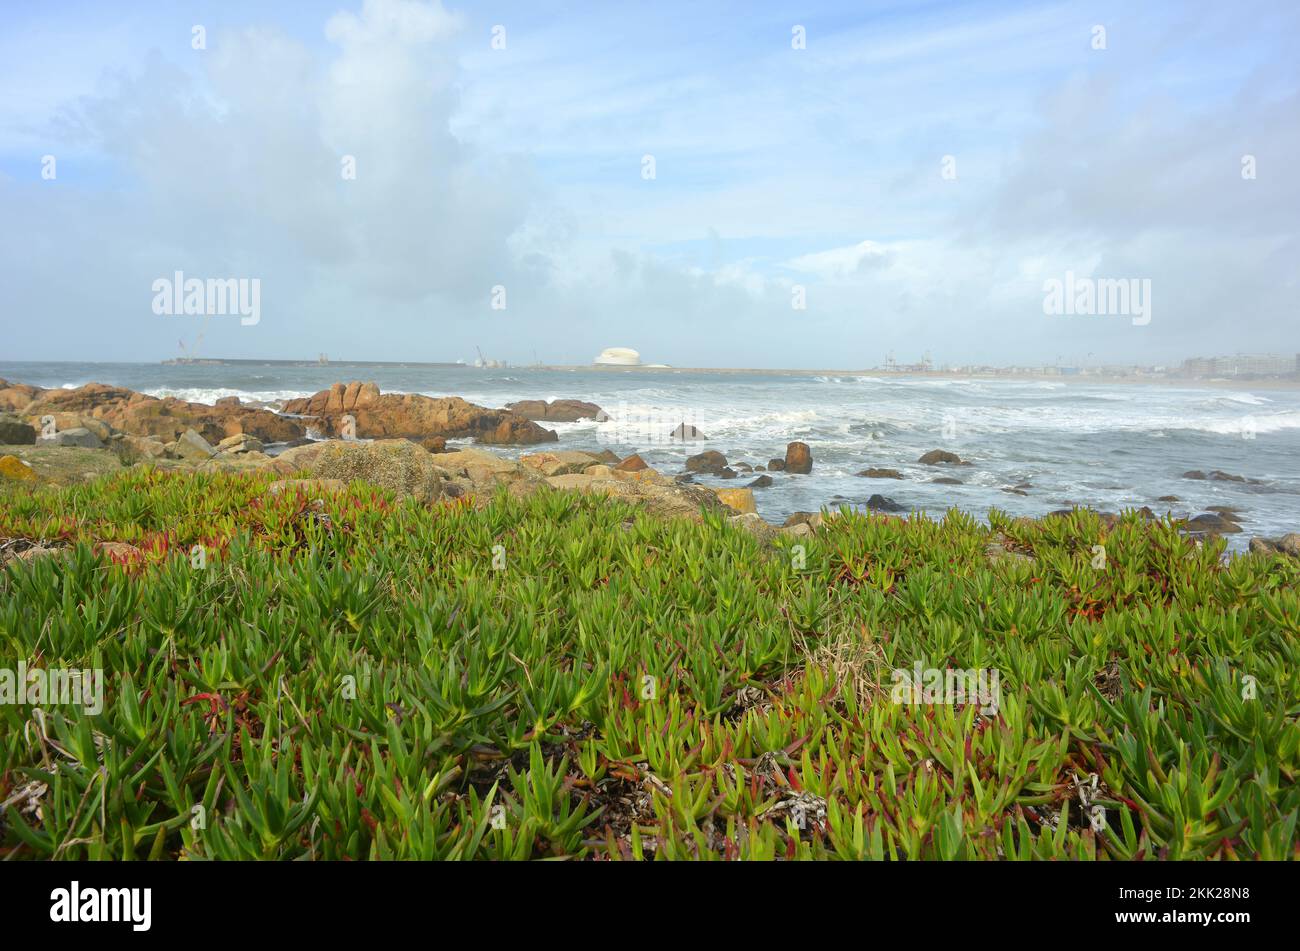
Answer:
[594,347,642,366]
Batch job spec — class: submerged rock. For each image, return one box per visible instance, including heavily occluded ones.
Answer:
[856,468,902,479]
[918,449,966,465]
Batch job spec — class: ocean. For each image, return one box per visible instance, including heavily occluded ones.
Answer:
[4,361,1298,551]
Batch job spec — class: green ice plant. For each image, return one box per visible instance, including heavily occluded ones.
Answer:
[0,468,1296,860]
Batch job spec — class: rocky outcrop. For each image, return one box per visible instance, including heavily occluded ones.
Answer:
[0,455,38,482]
[282,383,556,446]
[614,453,648,472]
[1181,470,1261,484]
[784,441,812,474]
[20,383,304,445]
[506,399,607,422]
[866,494,907,513]
[748,474,774,488]
[0,379,43,413]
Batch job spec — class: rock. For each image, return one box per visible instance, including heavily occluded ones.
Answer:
[520,450,604,477]
[215,396,241,408]
[784,441,812,474]
[1182,469,1250,483]
[544,471,726,521]
[1249,537,1279,555]
[594,449,620,464]
[113,434,168,463]
[615,453,648,472]
[1013,482,1033,490]
[478,415,558,446]
[732,462,753,473]
[768,458,786,472]
[0,413,36,445]
[1207,505,1245,516]
[918,449,965,465]
[282,383,555,446]
[215,433,264,455]
[748,474,774,488]
[932,477,963,485]
[856,468,903,479]
[0,455,38,482]
[583,464,615,479]
[505,399,606,422]
[0,379,44,413]
[173,429,216,461]
[686,450,728,474]
[1185,513,1242,534]
[715,487,757,514]
[1157,495,1180,502]
[755,465,766,472]
[866,494,907,513]
[304,439,444,502]
[669,423,706,440]
[419,436,447,453]
[1279,534,1300,556]
[1002,487,1028,496]
[730,512,779,542]
[719,468,738,480]
[422,447,524,486]
[37,427,103,449]
[610,466,669,486]
[783,511,816,528]
[782,521,814,538]
[674,473,696,484]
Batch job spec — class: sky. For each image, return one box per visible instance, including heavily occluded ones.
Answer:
[0,0,1297,368]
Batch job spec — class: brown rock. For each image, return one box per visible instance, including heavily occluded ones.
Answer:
[615,453,648,472]
[784,441,812,474]
[768,458,786,472]
[856,468,902,479]
[505,399,606,422]
[0,455,38,482]
[715,487,756,514]
[918,449,965,465]
[686,450,728,474]
[0,413,37,445]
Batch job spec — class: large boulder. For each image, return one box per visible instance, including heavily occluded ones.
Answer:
[505,399,607,422]
[614,453,648,472]
[37,427,103,449]
[299,439,443,502]
[686,450,728,474]
[0,455,38,482]
[0,413,36,445]
[172,429,215,461]
[1184,513,1243,534]
[519,450,605,477]
[918,449,965,465]
[715,487,757,514]
[282,383,556,446]
[784,441,813,474]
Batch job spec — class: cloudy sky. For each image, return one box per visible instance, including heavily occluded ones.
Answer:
[1,0,1296,368]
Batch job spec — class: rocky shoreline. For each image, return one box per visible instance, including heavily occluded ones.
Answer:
[1,377,1296,557]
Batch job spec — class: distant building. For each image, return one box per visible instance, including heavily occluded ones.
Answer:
[1179,353,1296,378]
[595,347,641,366]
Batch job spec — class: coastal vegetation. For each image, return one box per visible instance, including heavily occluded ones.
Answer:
[1,465,1297,860]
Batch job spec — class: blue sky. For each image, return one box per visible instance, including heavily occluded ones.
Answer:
[1,0,1297,367]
